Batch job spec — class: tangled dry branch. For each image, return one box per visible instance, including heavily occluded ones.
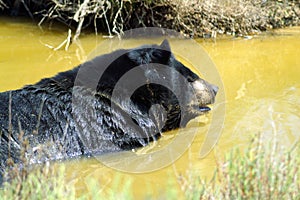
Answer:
[0,0,8,10]
[1,0,299,39]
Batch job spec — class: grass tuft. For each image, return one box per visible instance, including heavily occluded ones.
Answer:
[1,132,299,199]
[1,164,76,200]
[184,133,300,199]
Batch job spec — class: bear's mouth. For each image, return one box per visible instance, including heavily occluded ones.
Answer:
[198,106,211,112]
[191,104,211,113]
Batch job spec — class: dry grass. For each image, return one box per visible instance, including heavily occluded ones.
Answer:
[1,131,299,199]
[165,0,300,37]
[184,133,300,199]
[1,164,75,200]
[37,0,125,39]
[1,0,299,39]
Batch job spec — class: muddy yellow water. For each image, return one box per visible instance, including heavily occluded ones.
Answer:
[1,17,300,198]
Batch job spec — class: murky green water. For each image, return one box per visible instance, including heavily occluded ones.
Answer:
[1,17,300,198]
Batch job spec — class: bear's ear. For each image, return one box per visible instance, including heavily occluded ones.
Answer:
[160,39,171,52]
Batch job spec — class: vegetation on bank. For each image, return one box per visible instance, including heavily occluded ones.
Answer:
[1,133,299,199]
[0,0,299,38]
[185,134,300,199]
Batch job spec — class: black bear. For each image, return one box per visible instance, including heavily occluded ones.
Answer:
[0,40,218,183]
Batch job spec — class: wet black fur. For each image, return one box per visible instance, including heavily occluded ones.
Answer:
[0,40,215,184]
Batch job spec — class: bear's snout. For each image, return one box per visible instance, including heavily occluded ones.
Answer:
[191,79,218,107]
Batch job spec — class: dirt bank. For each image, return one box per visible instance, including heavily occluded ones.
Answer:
[0,0,299,38]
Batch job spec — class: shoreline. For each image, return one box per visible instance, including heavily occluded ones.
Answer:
[0,0,299,38]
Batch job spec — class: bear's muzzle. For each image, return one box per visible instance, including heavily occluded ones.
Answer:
[191,79,218,112]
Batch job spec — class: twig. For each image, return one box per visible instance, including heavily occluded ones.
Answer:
[103,5,113,36]
[38,5,58,27]
[64,29,72,51]
[112,0,124,38]
[34,98,45,135]
[44,29,72,51]
[0,0,8,10]
[74,0,90,40]
[8,91,12,159]
[21,0,34,19]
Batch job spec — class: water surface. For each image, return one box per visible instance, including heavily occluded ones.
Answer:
[1,17,300,198]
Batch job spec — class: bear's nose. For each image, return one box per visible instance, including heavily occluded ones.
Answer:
[211,85,218,96]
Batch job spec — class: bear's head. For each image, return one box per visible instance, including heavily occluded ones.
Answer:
[94,40,218,137]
